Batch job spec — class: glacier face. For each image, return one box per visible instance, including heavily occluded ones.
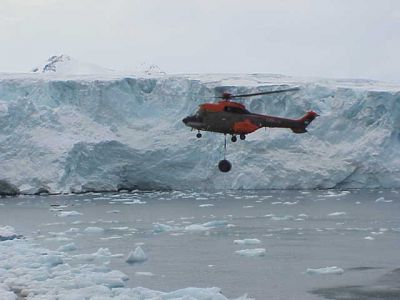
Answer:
[0,73,399,194]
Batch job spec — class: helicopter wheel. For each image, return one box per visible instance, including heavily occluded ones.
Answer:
[218,159,232,172]
[196,132,202,138]
[240,134,246,140]
[231,135,237,143]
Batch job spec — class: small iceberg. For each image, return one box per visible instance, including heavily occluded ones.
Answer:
[84,227,105,234]
[234,239,261,245]
[126,246,148,264]
[306,266,344,275]
[0,226,22,241]
[57,242,77,252]
[235,248,266,257]
[328,212,346,217]
[375,197,393,203]
[56,211,83,217]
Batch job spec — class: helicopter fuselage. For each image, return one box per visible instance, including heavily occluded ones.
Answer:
[183,100,318,135]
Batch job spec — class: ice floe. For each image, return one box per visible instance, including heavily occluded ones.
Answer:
[328,212,346,216]
[135,271,154,277]
[0,226,21,241]
[375,197,393,203]
[57,242,77,252]
[56,211,83,217]
[153,220,229,233]
[84,227,105,234]
[234,239,261,245]
[306,266,344,275]
[235,248,266,257]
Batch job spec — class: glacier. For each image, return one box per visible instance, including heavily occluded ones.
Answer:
[0,72,399,194]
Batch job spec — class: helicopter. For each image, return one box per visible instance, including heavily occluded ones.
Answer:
[182,87,318,172]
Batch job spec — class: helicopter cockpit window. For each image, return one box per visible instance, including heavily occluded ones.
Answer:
[224,106,249,114]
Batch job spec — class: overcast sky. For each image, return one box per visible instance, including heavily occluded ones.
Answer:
[1,0,400,82]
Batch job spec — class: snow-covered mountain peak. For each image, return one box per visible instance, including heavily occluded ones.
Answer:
[136,63,166,75]
[31,54,114,75]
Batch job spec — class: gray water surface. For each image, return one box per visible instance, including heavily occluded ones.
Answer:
[1,189,399,300]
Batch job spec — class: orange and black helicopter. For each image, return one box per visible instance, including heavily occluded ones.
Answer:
[182,87,318,172]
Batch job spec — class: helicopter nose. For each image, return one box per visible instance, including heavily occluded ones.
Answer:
[182,116,189,124]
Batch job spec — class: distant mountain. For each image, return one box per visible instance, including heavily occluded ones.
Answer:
[136,63,166,75]
[31,54,115,75]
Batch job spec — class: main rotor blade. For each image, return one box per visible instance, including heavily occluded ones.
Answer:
[230,87,300,98]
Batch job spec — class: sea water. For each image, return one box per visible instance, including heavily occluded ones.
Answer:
[0,189,399,299]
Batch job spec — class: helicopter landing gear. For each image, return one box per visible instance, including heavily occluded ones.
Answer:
[196,131,202,138]
[231,135,237,142]
[240,134,246,140]
[218,134,232,172]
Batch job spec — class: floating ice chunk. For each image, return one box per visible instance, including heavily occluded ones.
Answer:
[107,210,121,213]
[38,253,64,267]
[57,211,82,217]
[0,284,16,300]
[298,214,308,218]
[283,201,299,205]
[153,223,179,233]
[135,271,154,277]
[328,212,346,216]
[154,220,228,233]
[375,197,393,203]
[74,247,121,262]
[101,236,123,240]
[306,266,344,275]
[0,226,21,241]
[84,227,104,234]
[270,215,294,221]
[123,200,146,205]
[65,227,80,234]
[202,220,228,228]
[57,242,77,252]
[184,224,209,231]
[158,287,231,300]
[234,239,261,245]
[321,191,350,198]
[235,248,266,257]
[110,227,130,231]
[126,246,148,263]
[199,204,214,207]
[364,236,375,240]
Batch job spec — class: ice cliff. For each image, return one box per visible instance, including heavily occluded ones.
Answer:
[0,71,399,194]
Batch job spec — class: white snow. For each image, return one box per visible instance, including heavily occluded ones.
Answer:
[126,246,148,263]
[306,266,344,275]
[31,54,115,75]
[235,248,266,257]
[1,69,400,193]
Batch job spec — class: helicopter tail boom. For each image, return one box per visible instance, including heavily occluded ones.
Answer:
[291,111,319,133]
